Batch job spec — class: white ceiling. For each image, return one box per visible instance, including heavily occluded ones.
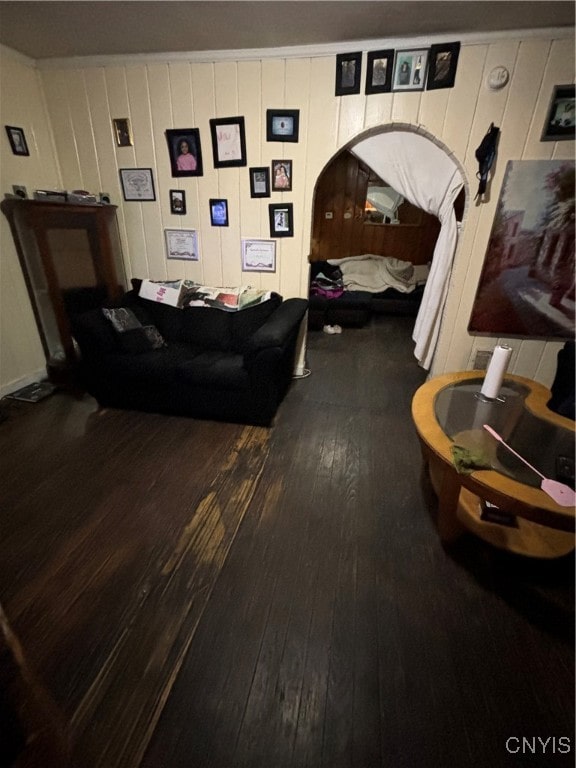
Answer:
[0,1,574,60]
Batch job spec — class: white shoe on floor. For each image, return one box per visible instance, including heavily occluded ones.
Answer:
[323,324,343,334]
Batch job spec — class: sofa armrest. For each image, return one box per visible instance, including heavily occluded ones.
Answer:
[243,298,308,357]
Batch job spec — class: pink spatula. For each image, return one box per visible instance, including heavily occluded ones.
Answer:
[483,424,576,507]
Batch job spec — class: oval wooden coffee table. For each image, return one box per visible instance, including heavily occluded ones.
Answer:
[412,371,575,558]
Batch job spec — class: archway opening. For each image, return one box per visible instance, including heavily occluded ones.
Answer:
[307,124,467,370]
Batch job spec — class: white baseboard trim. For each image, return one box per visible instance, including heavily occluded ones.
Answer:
[0,368,48,399]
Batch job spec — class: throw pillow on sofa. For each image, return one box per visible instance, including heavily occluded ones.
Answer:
[102,307,141,333]
[102,307,167,353]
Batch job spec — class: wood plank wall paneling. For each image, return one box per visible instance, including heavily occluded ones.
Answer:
[434,35,574,382]
[309,150,441,264]
[0,48,62,394]
[281,57,311,299]
[364,89,393,131]
[526,38,575,161]
[167,62,200,283]
[1,32,573,396]
[192,62,220,286]
[238,59,264,288]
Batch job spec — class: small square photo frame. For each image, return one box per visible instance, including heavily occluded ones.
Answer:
[169,189,186,215]
[241,239,276,273]
[266,109,300,142]
[209,199,229,227]
[541,84,576,141]
[164,228,199,261]
[166,128,203,177]
[426,42,460,90]
[249,167,270,198]
[271,160,292,192]
[113,118,133,147]
[365,50,394,94]
[5,126,29,156]
[335,52,362,96]
[119,168,156,201]
[393,49,429,92]
[269,203,294,238]
[209,116,247,168]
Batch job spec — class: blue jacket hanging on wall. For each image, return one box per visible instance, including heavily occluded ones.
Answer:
[475,123,500,201]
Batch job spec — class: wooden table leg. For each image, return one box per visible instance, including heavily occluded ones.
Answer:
[434,463,466,544]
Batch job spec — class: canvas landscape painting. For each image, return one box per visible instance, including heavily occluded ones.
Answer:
[469,159,575,339]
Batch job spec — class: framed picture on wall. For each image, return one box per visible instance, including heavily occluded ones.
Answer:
[266,109,300,142]
[392,49,429,92]
[209,198,229,226]
[112,118,133,147]
[169,189,186,215]
[468,159,575,339]
[119,168,156,201]
[335,52,362,96]
[426,42,460,90]
[541,85,576,141]
[166,128,203,177]
[249,166,270,198]
[209,116,247,168]
[164,228,199,261]
[241,239,276,272]
[271,160,292,191]
[269,203,293,238]
[365,49,394,94]
[5,126,29,156]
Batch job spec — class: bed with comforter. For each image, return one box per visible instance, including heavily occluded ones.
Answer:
[308,254,429,330]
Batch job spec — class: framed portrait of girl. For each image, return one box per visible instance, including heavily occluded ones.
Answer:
[166,128,203,177]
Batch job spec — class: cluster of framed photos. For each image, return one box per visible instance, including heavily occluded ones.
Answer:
[336,42,461,95]
[249,160,292,197]
[163,119,244,178]
[115,106,299,260]
[169,192,231,227]
[142,185,293,241]
[160,109,299,181]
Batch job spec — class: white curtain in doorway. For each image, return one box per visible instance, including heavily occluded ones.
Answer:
[352,131,464,369]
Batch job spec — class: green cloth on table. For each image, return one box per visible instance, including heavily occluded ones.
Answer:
[450,444,492,474]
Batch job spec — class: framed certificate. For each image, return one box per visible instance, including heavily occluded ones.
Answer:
[119,168,156,201]
[241,239,276,272]
[164,229,199,261]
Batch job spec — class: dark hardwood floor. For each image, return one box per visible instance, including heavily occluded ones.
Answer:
[1,315,574,768]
